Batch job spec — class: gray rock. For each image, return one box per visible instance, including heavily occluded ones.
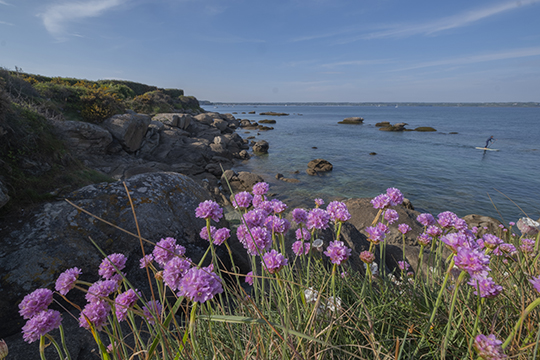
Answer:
[306,159,333,175]
[252,140,269,154]
[0,179,9,209]
[50,119,113,154]
[221,170,264,193]
[102,113,151,153]
[0,172,240,343]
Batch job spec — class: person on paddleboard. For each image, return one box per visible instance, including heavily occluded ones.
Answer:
[485,135,495,148]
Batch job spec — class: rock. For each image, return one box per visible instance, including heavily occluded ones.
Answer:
[259,112,289,116]
[102,113,151,153]
[276,173,300,183]
[257,125,274,131]
[258,119,276,124]
[0,172,244,343]
[375,121,390,127]
[0,179,9,209]
[152,113,179,127]
[248,111,256,114]
[306,159,333,176]
[236,150,251,160]
[193,113,214,125]
[379,123,407,132]
[449,132,458,134]
[212,119,228,131]
[252,140,269,154]
[415,126,437,132]
[369,152,377,155]
[221,170,264,193]
[338,117,364,124]
[50,119,113,155]
[462,214,502,238]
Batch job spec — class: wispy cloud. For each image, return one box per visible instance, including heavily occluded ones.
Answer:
[199,35,265,44]
[293,0,540,44]
[391,46,540,72]
[0,1,13,5]
[359,0,540,41]
[321,59,394,68]
[39,0,126,39]
[0,20,13,25]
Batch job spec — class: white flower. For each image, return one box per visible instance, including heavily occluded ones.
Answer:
[304,287,319,303]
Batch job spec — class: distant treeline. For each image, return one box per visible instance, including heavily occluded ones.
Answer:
[206,102,540,108]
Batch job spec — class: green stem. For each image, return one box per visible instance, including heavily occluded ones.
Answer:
[441,270,467,359]
[468,297,485,357]
[58,324,72,360]
[502,297,540,349]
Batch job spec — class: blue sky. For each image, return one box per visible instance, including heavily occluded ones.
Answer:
[1,0,540,102]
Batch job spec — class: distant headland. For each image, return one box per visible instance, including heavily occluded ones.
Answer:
[200,101,540,108]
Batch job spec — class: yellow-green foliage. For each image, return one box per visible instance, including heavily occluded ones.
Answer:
[80,87,124,123]
[128,90,175,114]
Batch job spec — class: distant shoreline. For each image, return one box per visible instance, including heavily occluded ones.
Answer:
[201,101,540,108]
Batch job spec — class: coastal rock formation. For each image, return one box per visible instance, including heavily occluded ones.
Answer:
[252,140,269,154]
[258,119,276,124]
[49,110,249,193]
[338,117,364,124]
[220,169,265,195]
[379,122,408,131]
[375,121,390,127]
[102,112,152,153]
[306,158,333,176]
[0,172,247,356]
[415,126,437,132]
[259,112,289,116]
[276,173,300,183]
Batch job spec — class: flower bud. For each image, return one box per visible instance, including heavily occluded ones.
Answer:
[0,339,8,360]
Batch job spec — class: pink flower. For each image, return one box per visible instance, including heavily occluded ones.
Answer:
[163,257,192,291]
[142,300,162,325]
[324,241,352,265]
[292,240,310,256]
[19,289,54,320]
[417,213,435,227]
[295,228,311,241]
[359,251,375,264]
[384,209,399,224]
[178,265,223,303]
[234,191,253,209]
[371,194,390,209]
[474,334,507,360]
[79,300,110,330]
[327,201,351,223]
[195,200,223,222]
[98,253,127,282]
[386,187,403,206]
[307,208,330,230]
[22,309,62,343]
[245,271,254,285]
[252,182,269,196]
[292,208,308,225]
[398,223,412,234]
[114,289,140,322]
[55,267,82,296]
[261,250,289,274]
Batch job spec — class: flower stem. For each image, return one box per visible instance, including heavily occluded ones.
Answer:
[502,297,540,349]
[441,270,467,359]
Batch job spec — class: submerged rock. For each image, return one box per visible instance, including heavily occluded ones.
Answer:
[306,159,333,176]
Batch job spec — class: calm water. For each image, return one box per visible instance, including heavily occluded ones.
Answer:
[203,104,540,223]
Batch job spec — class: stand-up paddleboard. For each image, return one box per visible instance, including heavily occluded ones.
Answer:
[475,147,499,151]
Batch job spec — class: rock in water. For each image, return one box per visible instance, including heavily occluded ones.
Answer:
[306,159,333,176]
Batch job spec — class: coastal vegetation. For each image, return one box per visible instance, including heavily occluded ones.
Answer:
[0,68,200,214]
[14,183,540,359]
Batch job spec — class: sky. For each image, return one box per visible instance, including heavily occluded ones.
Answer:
[1,0,540,102]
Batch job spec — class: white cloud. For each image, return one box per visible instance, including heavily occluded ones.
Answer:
[321,59,394,68]
[360,0,540,40]
[0,20,14,25]
[39,0,126,39]
[294,0,540,44]
[391,46,540,72]
[0,1,13,5]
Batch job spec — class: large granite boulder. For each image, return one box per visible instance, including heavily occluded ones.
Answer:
[0,172,241,349]
[49,119,113,155]
[102,113,151,153]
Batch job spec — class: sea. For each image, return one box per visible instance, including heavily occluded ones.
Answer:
[202,104,540,225]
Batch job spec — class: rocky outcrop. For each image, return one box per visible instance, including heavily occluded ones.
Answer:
[306,159,333,176]
[259,112,288,116]
[49,111,249,196]
[415,126,437,132]
[220,170,265,195]
[276,173,300,183]
[252,140,269,154]
[0,172,249,357]
[338,117,364,124]
[102,112,152,153]
[379,123,408,132]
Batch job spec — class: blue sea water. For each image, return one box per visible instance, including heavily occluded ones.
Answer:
[203,104,540,224]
